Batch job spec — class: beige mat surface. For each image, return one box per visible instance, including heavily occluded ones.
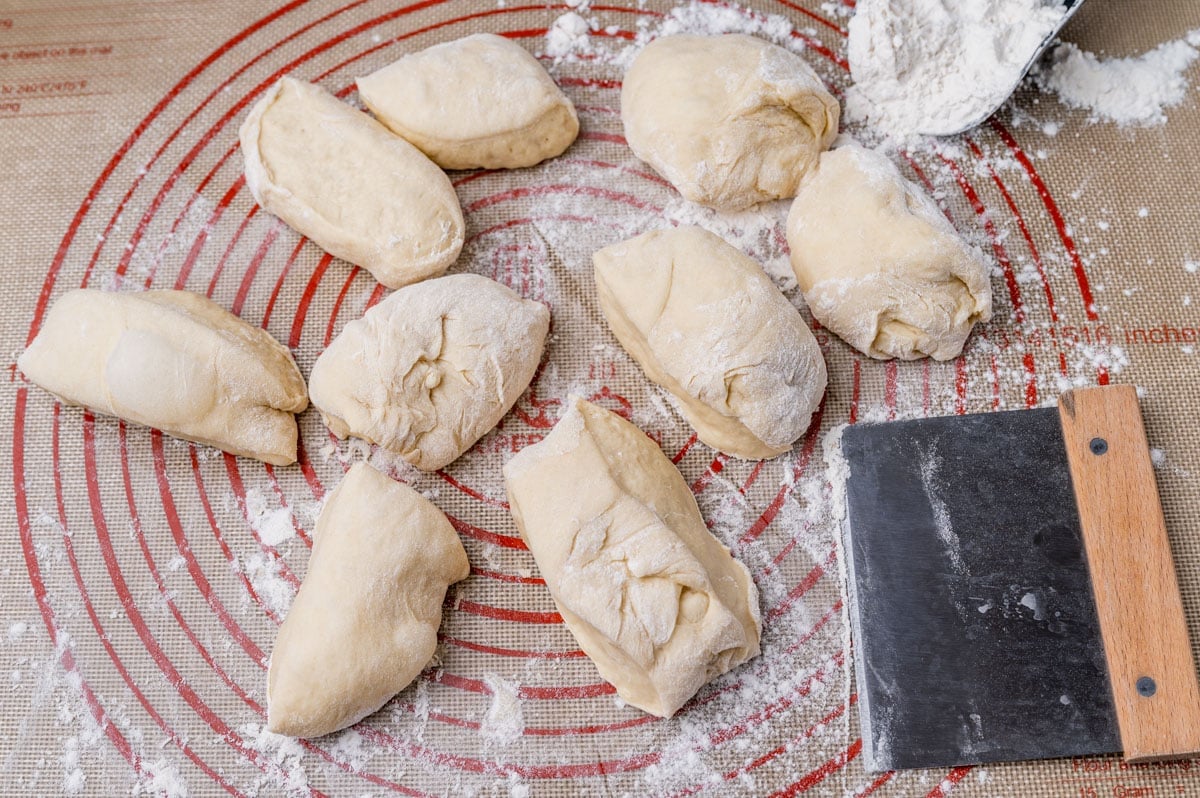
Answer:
[2,0,1200,795]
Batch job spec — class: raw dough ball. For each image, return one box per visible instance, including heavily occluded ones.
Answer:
[267,462,468,738]
[309,273,550,471]
[504,396,762,717]
[621,34,839,211]
[18,289,307,465]
[594,227,827,459]
[357,33,580,170]
[786,144,993,360]
[240,76,465,289]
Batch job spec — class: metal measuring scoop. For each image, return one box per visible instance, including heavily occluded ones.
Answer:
[934,0,1087,136]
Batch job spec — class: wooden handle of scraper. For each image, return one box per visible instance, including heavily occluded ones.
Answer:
[1058,384,1200,761]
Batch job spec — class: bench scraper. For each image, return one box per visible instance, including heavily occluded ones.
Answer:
[840,384,1200,771]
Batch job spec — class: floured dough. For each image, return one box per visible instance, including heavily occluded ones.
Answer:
[309,273,550,471]
[787,144,993,360]
[18,289,307,465]
[240,76,464,289]
[621,34,839,211]
[357,33,579,170]
[504,396,761,717]
[594,227,827,459]
[267,462,468,738]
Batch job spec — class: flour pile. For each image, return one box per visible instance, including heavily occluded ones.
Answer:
[1035,30,1200,126]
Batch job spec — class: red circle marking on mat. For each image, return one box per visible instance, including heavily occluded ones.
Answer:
[12,5,559,789]
[11,0,1113,787]
[80,415,320,791]
[148,5,1061,579]
[13,398,151,783]
[119,28,825,772]
[964,136,1060,323]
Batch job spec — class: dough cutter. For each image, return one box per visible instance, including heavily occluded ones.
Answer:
[839,384,1200,771]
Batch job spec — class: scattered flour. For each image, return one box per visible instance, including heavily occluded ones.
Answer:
[1019,591,1044,620]
[545,0,810,69]
[846,0,1067,138]
[59,737,85,795]
[131,758,189,798]
[255,507,295,547]
[239,554,295,616]
[544,12,595,60]
[916,447,966,575]
[244,488,296,547]
[1036,30,1200,126]
[522,11,1143,790]
[120,194,215,285]
[647,0,795,45]
[822,424,856,766]
[10,2,1174,796]
[479,673,525,746]
[241,723,311,795]
[506,772,532,798]
[326,728,371,770]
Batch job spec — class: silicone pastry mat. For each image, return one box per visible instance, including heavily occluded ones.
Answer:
[2,0,1200,795]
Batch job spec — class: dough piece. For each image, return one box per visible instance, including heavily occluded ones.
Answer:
[309,273,550,471]
[267,462,468,738]
[594,227,827,459]
[18,289,307,465]
[621,34,839,211]
[786,144,993,360]
[504,397,761,717]
[357,33,580,170]
[240,76,464,289]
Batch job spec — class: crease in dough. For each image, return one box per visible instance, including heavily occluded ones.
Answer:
[18,289,308,465]
[786,143,993,360]
[504,396,761,717]
[309,273,550,471]
[267,462,469,738]
[240,76,465,289]
[594,226,827,459]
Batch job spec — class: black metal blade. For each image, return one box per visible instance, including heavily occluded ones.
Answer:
[841,407,1120,772]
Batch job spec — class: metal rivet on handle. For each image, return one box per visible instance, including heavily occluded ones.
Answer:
[1089,437,1108,456]
[1136,676,1156,697]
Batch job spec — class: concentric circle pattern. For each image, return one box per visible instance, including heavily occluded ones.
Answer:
[13,0,1118,794]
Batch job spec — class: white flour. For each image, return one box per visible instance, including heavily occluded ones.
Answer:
[1035,30,1200,126]
[6,2,1171,796]
[243,488,296,547]
[479,673,525,746]
[239,553,295,617]
[545,0,809,69]
[845,0,1066,138]
[544,12,596,60]
[60,737,85,794]
[130,759,189,798]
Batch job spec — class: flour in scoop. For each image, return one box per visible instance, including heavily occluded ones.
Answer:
[846,0,1067,138]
